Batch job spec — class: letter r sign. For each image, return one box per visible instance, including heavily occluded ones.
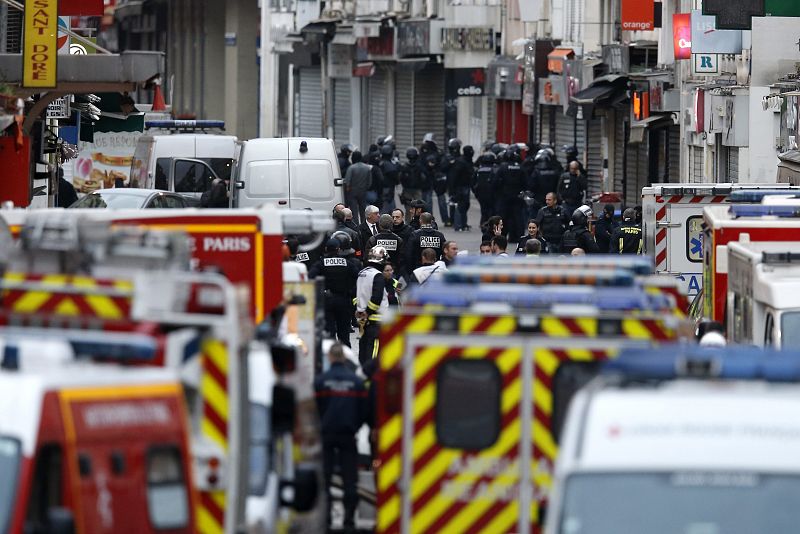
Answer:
[693,53,719,75]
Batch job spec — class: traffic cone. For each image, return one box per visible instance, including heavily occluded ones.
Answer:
[152,81,166,112]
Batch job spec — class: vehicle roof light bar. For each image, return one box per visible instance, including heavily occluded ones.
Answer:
[443,267,635,287]
[762,251,800,264]
[729,190,800,203]
[729,204,800,218]
[453,255,654,275]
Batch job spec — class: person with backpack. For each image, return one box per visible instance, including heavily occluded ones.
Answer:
[560,205,600,255]
[473,152,497,227]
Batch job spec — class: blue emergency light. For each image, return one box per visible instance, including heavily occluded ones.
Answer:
[729,204,800,218]
[729,190,800,203]
[145,120,226,130]
[443,267,635,287]
[453,255,654,275]
[605,346,800,382]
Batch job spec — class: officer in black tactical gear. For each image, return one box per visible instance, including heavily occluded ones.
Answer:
[558,160,588,217]
[338,143,354,176]
[365,214,406,279]
[380,144,399,213]
[560,205,600,255]
[407,212,446,271]
[535,192,568,253]
[473,152,497,227]
[495,145,525,240]
[610,208,643,254]
[309,238,361,346]
[526,148,562,219]
[399,148,425,220]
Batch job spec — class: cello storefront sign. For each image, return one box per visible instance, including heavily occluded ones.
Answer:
[673,13,692,60]
[23,0,58,88]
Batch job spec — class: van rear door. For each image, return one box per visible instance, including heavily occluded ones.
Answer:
[287,139,343,211]
[235,139,291,209]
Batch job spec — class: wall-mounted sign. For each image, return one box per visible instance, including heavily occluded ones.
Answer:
[441,27,495,51]
[690,11,743,54]
[673,13,692,60]
[23,0,58,88]
[622,0,655,31]
[703,0,765,30]
[446,68,486,98]
[46,96,70,119]
[693,53,720,74]
[539,75,564,106]
[397,20,430,57]
[328,44,353,79]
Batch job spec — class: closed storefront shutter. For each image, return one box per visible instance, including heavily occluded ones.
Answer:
[726,147,739,182]
[691,145,704,182]
[368,70,388,146]
[414,65,445,148]
[586,118,604,195]
[555,111,586,171]
[669,126,680,183]
[486,96,497,143]
[625,142,648,207]
[298,68,322,137]
[395,70,415,155]
[613,111,626,194]
[538,105,552,146]
[333,78,352,147]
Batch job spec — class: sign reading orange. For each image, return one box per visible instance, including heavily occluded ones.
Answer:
[23,0,58,88]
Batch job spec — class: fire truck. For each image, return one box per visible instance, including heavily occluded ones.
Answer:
[702,204,800,324]
[0,214,324,533]
[641,184,800,298]
[374,258,684,534]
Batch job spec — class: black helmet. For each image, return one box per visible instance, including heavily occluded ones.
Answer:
[571,205,592,228]
[406,147,419,161]
[447,138,462,154]
[380,144,394,158]
[376,136,386,146]
[340,143,353,155]
[463,145,474,159]
[422,132,436,144]
[481,152,496,164]
[326,237,341,251]
[331,231,354,255]
[563,144,579,157]
[425,154,438,166]
[491,143,507,155]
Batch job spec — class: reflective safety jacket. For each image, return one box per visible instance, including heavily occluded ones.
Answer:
[357,266,389,322]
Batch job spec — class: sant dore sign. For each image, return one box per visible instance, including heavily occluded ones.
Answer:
[23,0,58,88]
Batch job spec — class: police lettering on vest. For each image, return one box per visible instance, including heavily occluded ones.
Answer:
[376,239,398,251]
[420,235,441,249]
[295,252,310,262]
[323,257,348,267]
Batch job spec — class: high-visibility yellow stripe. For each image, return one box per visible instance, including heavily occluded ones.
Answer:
[459,315,483,333]
[201,418,228,452]
[487,316,515,334]
[377,494,401,532]
[411,423,437,462]
[533,378,552,416]
[42,274,69,286]
[622,318,651,339]
[413,345,451,380]
[84,295,124,319]
[204,339,229,374]
[143,223,258,233]
[54,297,80,316]
[438,476,520,534]
[479,500,520,534]
[69,276,97,288]
[533,419,558,461]
[201,375,229,421]
[12,291,50,313]
[540,317,570,336]
[535,348,560,376]
[382,314,435,370]
[564,347,594,362]
[379,414,401,453]
[378,453,401,493]
[210,491,225,510]
[197,506,224,534]
[412,382,436,423]
[575,317,598,336]
[255,230,264,323]
[2,272,25,282]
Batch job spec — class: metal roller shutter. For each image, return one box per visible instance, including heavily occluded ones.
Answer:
[395,70,415,155]
[298,68,322,137]
[625,142,648,207]
[691,145,704,182]
[586,118,603,195]
[538,105,552,146]
[368,70,388,146]
[333,78,352,147]
[414,65,445,147]
[555,111,586,170]
[613,111,626,194]
[668,126,680,183]
[726,147,739,182]
[486,96,497,143]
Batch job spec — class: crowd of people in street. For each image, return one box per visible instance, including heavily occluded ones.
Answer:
[304,133,645,532]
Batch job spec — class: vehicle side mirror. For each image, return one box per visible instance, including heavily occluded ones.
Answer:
[47,507,75,534]
[334,178,343,187]
[271,384,296,434]
[279,464,319,512]
[235,181,245,190]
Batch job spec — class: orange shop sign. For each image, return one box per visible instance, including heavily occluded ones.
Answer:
[621,0,654,31]
[23,0,58,88]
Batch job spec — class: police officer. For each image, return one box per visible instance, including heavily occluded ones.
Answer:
[495,145,525,240]
[399,147,425,218]
[333,209,363,258]
[314,342,367,532]
[535,192,568,253]
[561,205,600,255]
[365,214,405,278]
[356,246,390,366]
[338,143,354,176]
[473,152,497,227]
[379,144,399,213]
[610,208,643,254]
[557,160,588,217]
[447,141,474,232]
[309,238,361,346]
[407,212,446,271]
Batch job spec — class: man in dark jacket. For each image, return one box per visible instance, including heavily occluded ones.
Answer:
[391,208,414,242]
[315,342,367,532]
[358,205,381,253]
[57,168,78,208]
[365,214,406,277]
[561,205,600,254]
[338,144,353,176]
[379,144,399,213]
[344,151,373,225]
[333,210,363,258]
[594,203,618,253]
[473,152,497,226]
[399,147,425,218]
[495,147,525,240]
[557,161,588,217]
[407,212,446,271]
[610,208,643,254]
[535,192,568,253]
[446,141,474,231]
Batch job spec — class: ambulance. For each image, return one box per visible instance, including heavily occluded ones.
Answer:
[727,241,800,349]
[1,340,195,534]
[702,204,800,324]
[374,258,683,534]
[641,184,800,298]
[546,346,800,534]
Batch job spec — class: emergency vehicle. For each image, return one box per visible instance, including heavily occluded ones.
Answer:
[546,346,800,534]
[1,341,195,534]
[727,241,800,349]
[641,183,800,298]
[702,204,800,324]
[374,258,683,534]
[0,214,325,533]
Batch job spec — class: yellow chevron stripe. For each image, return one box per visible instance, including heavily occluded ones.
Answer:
[622,318,651,339]
[563,347,594,361]
[54,297,80,316]
[41,274,69,286]
[575,317,598,336]
[201,374,229,422]
[535,348,560,376]
[533,418,558,462]
[377,494,401,532]
[210,491,226,509]
[439,475,520,534]
[12,291,50,313]
[197,506,224,534]
[412,344,451,380]
[69,276,97,288]
[412,422,438,462]
[204,339,229,374]
[487,316,516,334]
[84,295,124,319]
[382,314,435,370]
[533,377,552,416]
[378,452,401,493]
[201,417,228,452]
[379,414,401,453]
[413,382,436,423]
[479,500,520,534]
[540,317,570,336]
[459,315,483,333]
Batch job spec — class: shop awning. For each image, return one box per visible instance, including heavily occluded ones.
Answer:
[547,48,574,73]
[629,114,676,143]
[567,76,629,119]
[353,62,376,77]
[332,27,357,45]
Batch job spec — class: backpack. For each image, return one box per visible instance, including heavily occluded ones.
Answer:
[560,228,579,254]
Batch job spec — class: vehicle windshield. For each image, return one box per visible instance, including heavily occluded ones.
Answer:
[70,191,149,209]
[559,472,800,534]
[780,312,800,349]
[0,436,21,532]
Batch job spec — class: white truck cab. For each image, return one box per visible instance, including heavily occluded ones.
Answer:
[232,137,343,211]
[129,120,237,205]
[727,241,800,349]
[546,347,800,534]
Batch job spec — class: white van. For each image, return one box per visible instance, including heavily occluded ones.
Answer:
[545,347,800,534]
[232,137,343,211]
[130,120,237,205]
